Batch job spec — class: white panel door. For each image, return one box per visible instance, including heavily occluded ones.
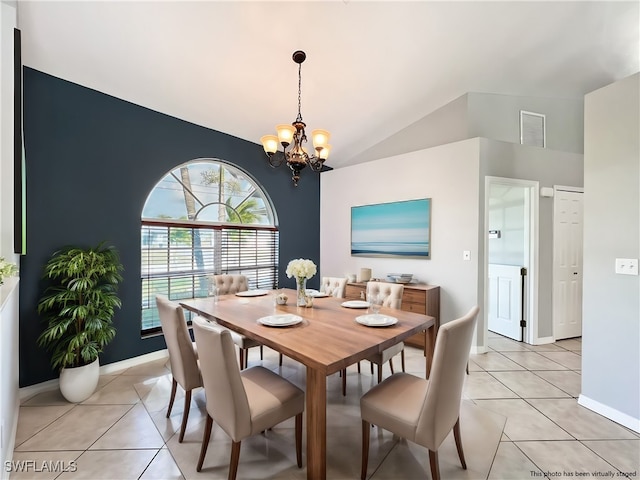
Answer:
[488,264,523,341]
[553,190,584,340]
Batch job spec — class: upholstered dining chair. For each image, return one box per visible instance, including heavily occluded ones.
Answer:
[192,316,304,479]
[155,294,202,443]
[210,274,273,368]
[342,282,406,396]
[320,276,348,298]
[363,281,406,381]
[360,306,479,480]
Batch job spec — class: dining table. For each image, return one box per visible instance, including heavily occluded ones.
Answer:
[180,288,436,480]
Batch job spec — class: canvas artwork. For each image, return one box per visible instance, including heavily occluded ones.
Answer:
[351,198,431,258]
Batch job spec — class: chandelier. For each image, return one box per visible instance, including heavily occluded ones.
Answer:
[260,50,331,186]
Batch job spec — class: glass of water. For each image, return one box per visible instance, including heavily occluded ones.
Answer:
[367,293,381,314]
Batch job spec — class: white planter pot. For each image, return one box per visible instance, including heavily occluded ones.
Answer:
[59,358,100,403]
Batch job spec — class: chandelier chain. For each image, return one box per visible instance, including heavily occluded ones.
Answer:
[296,62,303,123]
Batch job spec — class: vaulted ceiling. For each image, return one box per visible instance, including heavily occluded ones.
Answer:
[17,1,639,169]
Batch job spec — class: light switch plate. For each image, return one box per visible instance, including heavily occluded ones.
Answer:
[615,258,639,275]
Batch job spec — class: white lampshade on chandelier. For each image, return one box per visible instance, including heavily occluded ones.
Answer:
[260,50,331,186]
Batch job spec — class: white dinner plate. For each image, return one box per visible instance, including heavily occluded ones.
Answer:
[306,289,329,298]
[355,314,398,327]
[341,300,370,309]
[258,314,303,327]
[235,289,269,297]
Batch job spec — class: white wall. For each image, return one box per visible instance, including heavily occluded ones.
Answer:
[581,73,639,431]
[348,94,469,165]
[468,92,584,154]
[0,1,19,474]
[348,91,585,165]
[320,139,483,345]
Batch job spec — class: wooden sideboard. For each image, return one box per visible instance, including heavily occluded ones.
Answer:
[344,282,440,349]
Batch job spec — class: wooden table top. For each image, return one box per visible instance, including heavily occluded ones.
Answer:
[180,289,435,376]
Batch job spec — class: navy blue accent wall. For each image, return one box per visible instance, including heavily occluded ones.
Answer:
[20,68,321,387]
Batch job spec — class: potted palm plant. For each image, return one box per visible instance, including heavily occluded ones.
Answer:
[37,243,123,402]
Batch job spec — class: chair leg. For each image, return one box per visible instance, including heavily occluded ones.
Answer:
[295,413,303,468]
[389,358,395,374]
[342,368,347,396]
[361,420,370,480]
[428,449,440,480]
[279,353,283,366]
[370,361,374,374]
[357,361,361,373]
[197,414,213,472]
[401,349,406,372]
[229,441,242,480]
[466,362,469,375]
[178,389,192,443]
[166,377,177,418]
[377,365,382,383]
[453,417,467,469]
[260,345,264,360]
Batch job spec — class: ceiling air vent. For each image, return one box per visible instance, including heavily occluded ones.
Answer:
[520,110,546,148]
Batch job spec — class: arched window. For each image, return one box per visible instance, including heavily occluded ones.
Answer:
[141,159,278,334]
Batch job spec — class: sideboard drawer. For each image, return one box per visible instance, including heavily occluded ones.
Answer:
[404,302,427,314]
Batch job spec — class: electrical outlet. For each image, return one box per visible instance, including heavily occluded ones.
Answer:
[615,258,639,275]
[463,251,471,261]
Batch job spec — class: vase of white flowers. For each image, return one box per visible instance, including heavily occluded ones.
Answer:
[286,258,317,307]
[0,257,18,285]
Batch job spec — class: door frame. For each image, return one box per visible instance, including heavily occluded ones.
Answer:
[483,176,540,348]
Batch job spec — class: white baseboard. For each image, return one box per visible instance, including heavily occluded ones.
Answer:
[470,345,487,354]
[534,336,555,345]
[2,396,20,480]
[19,349,169,400]
[99,349,169,375]
[578,394,640,433]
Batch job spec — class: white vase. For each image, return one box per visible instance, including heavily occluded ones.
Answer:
[59,358,100,403]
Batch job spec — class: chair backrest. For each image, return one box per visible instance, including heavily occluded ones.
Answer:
[211,274,249,294]
[415,306,479,449]
[156,295,201,391]
[192,316,252,442]
[320,276,348,298]
[366,281,404,308]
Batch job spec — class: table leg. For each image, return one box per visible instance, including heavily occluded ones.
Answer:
[306,367,327,480]
[425,324,436,379]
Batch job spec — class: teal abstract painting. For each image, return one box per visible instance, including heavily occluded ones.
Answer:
[351,199,431,258]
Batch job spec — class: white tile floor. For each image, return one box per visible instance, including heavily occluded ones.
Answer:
[11,333,640,479]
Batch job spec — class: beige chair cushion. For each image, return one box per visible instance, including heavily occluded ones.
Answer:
[360,372,428,440]
[320,277,348,298]
[156,295,202,392]
[192,316,304,442]
[241,367,305,435]
[211,274,249,294]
